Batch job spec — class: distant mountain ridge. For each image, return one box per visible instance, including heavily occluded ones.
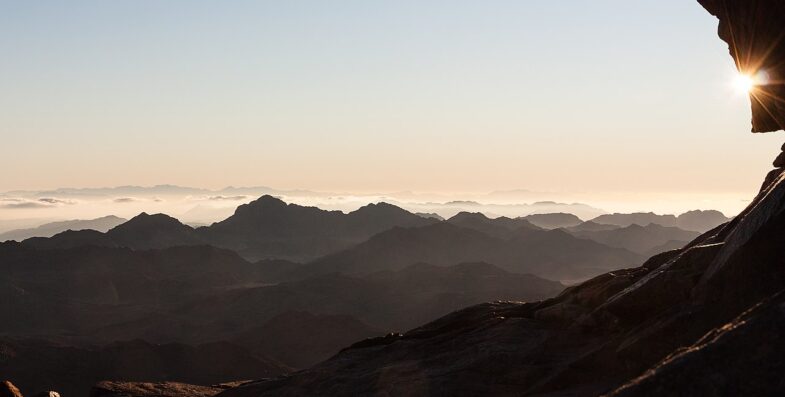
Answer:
[567,223,700,255]
[20,196,438,262]
[590,210,729,232]
[197,196,437,261]
[0,215,126,242]
[302,222,642,281]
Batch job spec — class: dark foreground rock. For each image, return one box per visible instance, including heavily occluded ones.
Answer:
[215,166,785,396]
[90,381,225,397]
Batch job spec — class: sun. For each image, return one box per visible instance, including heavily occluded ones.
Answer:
[733,74,756,94]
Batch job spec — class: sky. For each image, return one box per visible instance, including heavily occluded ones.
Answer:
[1,0,783,218]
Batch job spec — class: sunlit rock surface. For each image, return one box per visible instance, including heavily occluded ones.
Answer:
[699,0,785,132]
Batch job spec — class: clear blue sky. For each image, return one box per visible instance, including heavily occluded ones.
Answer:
[0,1,781,205]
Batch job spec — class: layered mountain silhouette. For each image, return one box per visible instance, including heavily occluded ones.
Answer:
[589,210,729,232]
[446,211,541,238]
[522,212,583,229]
[197,196,436,261]
[567,223,700,255]
[302,222,642,281]
[0,216,126,242]
[216,165,785,396]
[0,236,562,394]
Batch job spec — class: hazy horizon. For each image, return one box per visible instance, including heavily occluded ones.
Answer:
[2,1,782,222]
[0,182,744,233]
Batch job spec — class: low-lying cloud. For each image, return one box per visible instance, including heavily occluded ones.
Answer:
[208,195,248,201]
[113,197,138,203]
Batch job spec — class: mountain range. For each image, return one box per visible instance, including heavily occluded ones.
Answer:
[216,159,785,397]
[0,216,126,242]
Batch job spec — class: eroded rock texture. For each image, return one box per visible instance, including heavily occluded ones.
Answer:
[699,0,785,132]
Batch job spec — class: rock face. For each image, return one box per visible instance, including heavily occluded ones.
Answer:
[0,382,23,397]
[216,167,785,396]
[699,0,785,132]
[91,381,224,397]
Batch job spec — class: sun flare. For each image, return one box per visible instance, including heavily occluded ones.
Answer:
[733,74,755,94]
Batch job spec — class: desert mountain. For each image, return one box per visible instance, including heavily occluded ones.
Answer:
[0,215,126,242]
[15,196,439,262]
[197,196,437,261]
[107,213,204,250]
[217,164,785,397]
[590,209,729,232]
[0,238,562,390]
[446,212,540,239]
[566,220,621,232]
[302,222,642,281]
[567,223,700,255]
[522,212,583,229]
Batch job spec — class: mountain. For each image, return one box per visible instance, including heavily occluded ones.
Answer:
[18,213,202,251]
[0,243,268,336]
[446,212,540,239]
[590,210,730,232]
[21,229,119,250]
[0,240,562,389]
[568,223,700,255]
[158,261,563,340]
[522,212,583,229]
[197,196,437,261]
[107,213,204,250]
[302,222,642,281]
[0,216,126,242]
[676,209,731,232]
[414,212,444,221]
[566,220,621,232]
[216,164,785,396]
[0,338,288,397]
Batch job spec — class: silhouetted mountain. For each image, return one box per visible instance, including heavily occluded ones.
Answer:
[414,212,444,221]
[107,213,204,250]
[446,212,540,239]
[568,223,700,255]
[522,212,583,229]
[566,220,621,232]
[676,209,731,232]
[216,167,785,396]
[161,261,563,340]
[0,240,562,391]
[302,222,642,281]
[21,229,119,250]
[0,338,288,397]
[0,243,267,336]
[197,196,436,261]
[590,210,730,232]
[591,212,677,228]
[642,239,690,257]
[0,216,126,242]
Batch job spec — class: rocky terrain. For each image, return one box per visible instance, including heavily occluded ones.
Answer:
[216,163,785,396]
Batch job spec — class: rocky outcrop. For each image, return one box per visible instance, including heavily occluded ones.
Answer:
[216,161,785,395]
[699,0,785,132]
